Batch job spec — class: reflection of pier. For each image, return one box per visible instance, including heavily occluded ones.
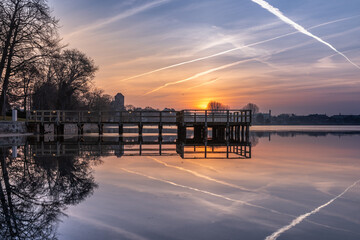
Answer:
[26,110,252,159]
[26,136,251,159]
[176,142,251,159]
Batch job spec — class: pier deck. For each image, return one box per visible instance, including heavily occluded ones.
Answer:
[26,109,252,146]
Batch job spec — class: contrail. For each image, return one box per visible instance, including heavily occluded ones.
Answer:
[144,59,253,95]
[120,168,287,215]
[185,78,218,90]
[265,179,360,240]
[144,39,313,95]
[67,213,148,240]
[121,15,359,81]
[186,159,219,172]
[147,156,253,192]
[251,0,360,70]
[65,0,170,38]
[120,167,357,233]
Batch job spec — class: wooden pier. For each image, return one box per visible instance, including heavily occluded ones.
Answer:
[26,109,252,145]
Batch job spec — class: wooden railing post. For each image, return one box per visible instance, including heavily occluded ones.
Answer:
[159,111,163,143]
[204,110,208,158]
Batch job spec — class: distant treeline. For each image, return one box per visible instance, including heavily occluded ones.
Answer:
[254,113,360,125]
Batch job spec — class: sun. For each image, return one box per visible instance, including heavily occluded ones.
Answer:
[197,101,210,110]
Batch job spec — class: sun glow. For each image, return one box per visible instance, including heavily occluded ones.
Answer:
[197,101,210,110]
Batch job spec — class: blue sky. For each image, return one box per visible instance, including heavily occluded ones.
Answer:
[48,0,360,114]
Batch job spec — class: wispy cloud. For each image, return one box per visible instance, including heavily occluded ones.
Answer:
[121,15,359,82]
[185,78,219,90]
[65,0,171,38]
[251,0,360,70]
[144,36,329,95]
[144,59,254,95]
[265,179,360,240]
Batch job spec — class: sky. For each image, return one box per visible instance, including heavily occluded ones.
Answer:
[48,0,360,115]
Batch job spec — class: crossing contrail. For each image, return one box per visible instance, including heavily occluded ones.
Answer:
[121,15,359,81]
[120,168,288,215]
[185,78,218,90]
[265,179,360,240]
[65,0,170,38]
[148,156,253,192]
[144,59,253,95]
[120,168,358,232]
[120,167,357,233]
[251,0,360,70]
[185,159,219,172]
[144,38,317,95]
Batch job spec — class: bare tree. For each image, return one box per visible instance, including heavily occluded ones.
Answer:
[0,0,60,115]
[207,101,229,111]
[83,88,112,111]
[8,61,40,110]
[31,49,98,110]
[52,49,98,110]
[243,103,259,117]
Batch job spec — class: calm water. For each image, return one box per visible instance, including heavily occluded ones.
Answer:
[1,127,360,240]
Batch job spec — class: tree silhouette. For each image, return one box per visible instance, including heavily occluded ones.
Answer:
[206,101,229,111]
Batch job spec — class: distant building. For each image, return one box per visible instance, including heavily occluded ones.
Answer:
[111,93,125,110]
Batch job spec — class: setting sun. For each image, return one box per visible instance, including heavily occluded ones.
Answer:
[197,102,209,110]
[196,100,212,109]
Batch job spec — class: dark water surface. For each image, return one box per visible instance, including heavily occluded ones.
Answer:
[1,128,360,240]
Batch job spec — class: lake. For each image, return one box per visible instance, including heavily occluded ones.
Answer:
[0,126,359,240]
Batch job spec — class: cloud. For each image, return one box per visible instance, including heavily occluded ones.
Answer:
[65,0,171,38]
[250,0,360,70]
[121,15,360,81]
[185,78,219,90]
[144,59,254,95]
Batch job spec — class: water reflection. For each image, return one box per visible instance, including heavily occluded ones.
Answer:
[27,135,252,159]
[0,146,98,239]
[251,130,360,146]
[0,129,360,240]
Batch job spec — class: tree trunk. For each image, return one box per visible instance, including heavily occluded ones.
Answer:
[0,1,20,82]
[0,22,19,116]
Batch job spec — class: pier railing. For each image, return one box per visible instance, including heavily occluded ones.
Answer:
[26,110,177,124]
[26,109,252,125]
[176,110,252,125]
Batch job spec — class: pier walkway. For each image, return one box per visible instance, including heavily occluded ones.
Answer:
[26,109,252,158]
